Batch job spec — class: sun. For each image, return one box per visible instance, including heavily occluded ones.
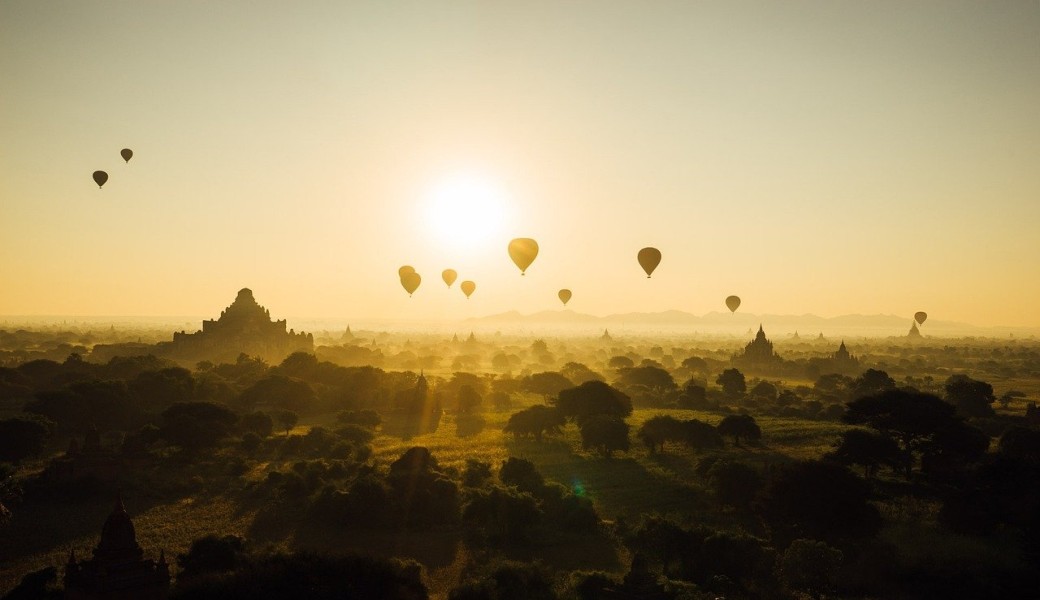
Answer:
[423,172,509,248]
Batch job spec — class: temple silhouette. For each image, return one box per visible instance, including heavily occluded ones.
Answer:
[734,325,783,372]
[160,288,313,364]
[64,496,169,599]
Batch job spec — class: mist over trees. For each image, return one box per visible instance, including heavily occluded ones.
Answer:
[2,326,1039,598]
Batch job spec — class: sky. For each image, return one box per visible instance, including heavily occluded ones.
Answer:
[1,1,1038,328]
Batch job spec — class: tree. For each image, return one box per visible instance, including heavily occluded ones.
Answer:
[850,369,895,400]
[560,362,604,385]
[708,461,762,510]
[843,389,964,478]
[237,375,316,414]
[998,426,1040,463]
[749,381,778,403]
[457,384,483,415]
[716,369,746,400]
[503,405,565,442]
[637,415,685,454]
[519,372,573,401]
[717,414,761,446]
[129,367,195,409]
[579,415,630,457]
[608,356,635,370]
[0,418,51,463]
[499,457,545,493]
[615,366,676,393]
[824,429,901,478]
[681,356,708,373]
[944,374,995,417]
[998,390,1026,409]
[757,460,881,545]
[554,381,632,425]
[177,534,248,580]
[683,419,725,452]
[239,411,274,438]
[778,539,843,599]
[275,410,299,436]
[677,382,711,410]
[160,402,238,453]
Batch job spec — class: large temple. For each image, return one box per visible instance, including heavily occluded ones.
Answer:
[161,288,313,363]
[734,325,783,371]
[64,496,170,599]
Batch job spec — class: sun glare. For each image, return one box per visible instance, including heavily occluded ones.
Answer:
[423,173,508,248]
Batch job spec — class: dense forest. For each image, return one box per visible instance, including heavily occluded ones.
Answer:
[2,327,1039,599]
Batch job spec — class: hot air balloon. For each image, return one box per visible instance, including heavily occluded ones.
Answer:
[508,238,539,275]
[914,311,927,325]
[460,280,476,298]
[400,272,421,296]
[558,289,572,306]
[442,269,458,288]
[637,247,661,278]
[92,171,108,189]
[398,265,415,279]
[120,149,133,163]
[725,296,741,313]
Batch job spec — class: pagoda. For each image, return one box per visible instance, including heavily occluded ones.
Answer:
[908,321,922,338]
[64,495,169,599]
[734,325,783,371]
[164,288,313,363]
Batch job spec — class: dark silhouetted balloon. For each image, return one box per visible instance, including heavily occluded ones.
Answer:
[558,289,572,306]
[400,272,421,296]
[508,238,539,275]
[120,149,133,163]
[399,265,415,279]
[914,311,927,325]
[442,269,458,288]
[726,295,741,313]
[460,280,476,298]
[92,171,108,188]
[637,247,661,278]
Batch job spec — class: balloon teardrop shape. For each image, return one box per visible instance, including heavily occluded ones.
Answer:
[400,272,421,296]
[398,265,415,279]
[914,311,927,325]
[460,280,476,298]
[725,295,741,313]
[92,171,108,189]
[508,238,539,275]
[558,289,572,306]
[120,148,133,163]
[637,247,661,278]
[442,269,458,288]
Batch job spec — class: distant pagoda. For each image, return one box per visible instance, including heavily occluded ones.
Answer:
[908,321,922,338]
[164,288,313,363]
[734,325,783,370]
[833,340,860,371]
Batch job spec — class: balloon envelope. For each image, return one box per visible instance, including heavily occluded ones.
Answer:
[92,171,108,188]
[398,265,415,279]
[120,148,133,163]
[460,280,476,298]
[725,295,741,313]
[914,311,927,325]
[400,272,421,296]
[508,238,539,275]
[558,289,572,306]
[637,247,662,278]
[442,269,458,287]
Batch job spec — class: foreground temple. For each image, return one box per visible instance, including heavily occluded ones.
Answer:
[64,496,169,599]
[160,288,313,364]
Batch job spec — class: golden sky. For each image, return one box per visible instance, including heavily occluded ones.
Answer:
[2,2,1038,327]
